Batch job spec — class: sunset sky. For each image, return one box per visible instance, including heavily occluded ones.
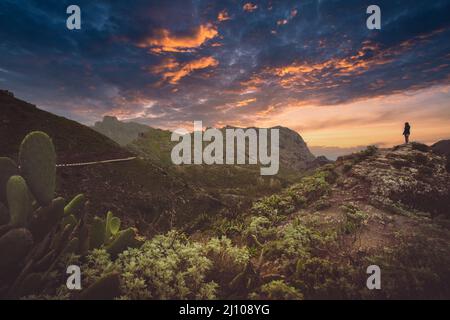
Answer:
[1,0,449,158]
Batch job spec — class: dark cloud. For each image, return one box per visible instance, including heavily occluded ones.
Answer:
[0,0,449,126]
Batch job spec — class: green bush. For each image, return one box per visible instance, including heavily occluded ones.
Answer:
[251,194,295,217]
[258,280,303,300]
[115,231,217,299]
[365,231,450,299]
[263,219,327,271]
[78,232,250,300]
[339,204,368,235]
[245,216,276,245]
[294,257,359,299]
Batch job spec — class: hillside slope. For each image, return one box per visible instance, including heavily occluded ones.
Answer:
[0,91,132,163]
[186,143,450,299]
[0,92,225,234]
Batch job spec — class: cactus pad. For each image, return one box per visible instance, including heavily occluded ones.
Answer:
[0,157,18,203]
[7,175,32,227]
[19,131,56,206]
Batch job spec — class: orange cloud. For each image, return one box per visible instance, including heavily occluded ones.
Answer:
[235,98,257,107]
[137,24,218,53]
[151,56,219,84]
[240,76,266,93]
[148,58,179,74]
[243,3,258,12]
[217,9,231,22]
[264,41,396,88]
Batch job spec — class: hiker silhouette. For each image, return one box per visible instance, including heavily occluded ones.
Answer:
[403,122,411,144]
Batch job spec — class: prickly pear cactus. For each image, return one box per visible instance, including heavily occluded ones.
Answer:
[0,131,142,299]
[109,217,121,236]
[89,216,106,249]
[7,176,32,227]
[19,131,56,206]
[64,194,85,217]
[0,157,18,203]
[29,197,65,242]
[0,228,33,271]
[106,228,136,258]
[105,211,121,240]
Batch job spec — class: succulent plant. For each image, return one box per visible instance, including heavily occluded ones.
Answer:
[0,228,33,271]
[106,227,136,258]
[0,157,18,203]
[0,131,141,299]
[19,131,56,206]
[105,211,121,240]
[7,176,32,227]
[64,194,85,218]
[28,197,65,242]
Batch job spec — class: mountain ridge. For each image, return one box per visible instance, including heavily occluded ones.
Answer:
[92,116,320,171]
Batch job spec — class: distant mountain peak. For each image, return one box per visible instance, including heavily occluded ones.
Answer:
[94,117,318,171]
[102,115,120,122]
[93,116,151,146]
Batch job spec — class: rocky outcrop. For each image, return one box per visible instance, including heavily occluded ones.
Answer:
[276,126,316,170]
[339,143,450,216]
[92,116,150,146]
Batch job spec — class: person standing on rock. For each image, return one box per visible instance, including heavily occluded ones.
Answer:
[403,122,411,144]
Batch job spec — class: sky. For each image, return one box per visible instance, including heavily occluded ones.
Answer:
[1,0,450,158]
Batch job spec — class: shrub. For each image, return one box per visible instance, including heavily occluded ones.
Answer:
[76,232,251,300]
[350,145,379,164]
[361,145,378,157]
[115,231,217,300]
[312,198,331,211]
[339,204,368,235]
[204,237,250,287]
[365,231,450,299]
[290,170,332,203]
[262,219,329,271]
[245,216,276,245]
[294,257,359,299]
[258,280,303,300]
[251,194,295,217]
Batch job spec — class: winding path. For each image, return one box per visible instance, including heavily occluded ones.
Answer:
[56,156,137,168]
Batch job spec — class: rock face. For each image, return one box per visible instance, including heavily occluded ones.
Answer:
[276,126,316,170]
[340,143,450,216]
[220,125,317,171]
[92,116,150,146]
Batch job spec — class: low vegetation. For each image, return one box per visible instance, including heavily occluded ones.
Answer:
[1,135,449,300]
